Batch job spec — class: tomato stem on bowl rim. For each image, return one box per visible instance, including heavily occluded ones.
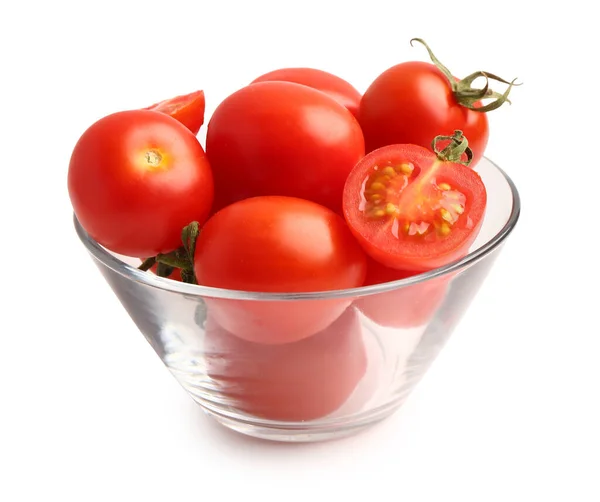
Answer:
[410,38,521,112]
[432,130,473,166]
[138,221,200,284]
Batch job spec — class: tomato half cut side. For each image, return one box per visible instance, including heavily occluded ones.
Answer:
[204,307,367,422]
[144,89,205,135]
[342,144,487,272]
[354,258,450,328]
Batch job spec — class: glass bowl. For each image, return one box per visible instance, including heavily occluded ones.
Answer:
[74,156,520,443]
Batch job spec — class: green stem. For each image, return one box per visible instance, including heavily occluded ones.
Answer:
[137,221,201,285]
[410,38,521,112]
[431,130,473,166]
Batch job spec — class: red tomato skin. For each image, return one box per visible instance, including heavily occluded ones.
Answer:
[359,62,489,166]
[68,110,214,257]
[251,67,362,119]
[206,81,365,214]
[343,144,487,272]
[144,90,205,135]
[204,307,367,422]
[194,196,367,344]
[354,258,450,328]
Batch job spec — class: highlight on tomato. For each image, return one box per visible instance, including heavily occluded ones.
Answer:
[204,307,367,422]
[143,89,206,136]
[250,67,362,119]
[342,131,487,272]
[354,257,450,328]
[193,195,368,344]
[205,81,365,213]
[359,38,519,166]
[68,109,214,258]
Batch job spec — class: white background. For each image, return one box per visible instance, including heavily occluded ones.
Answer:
[1,1,598,500]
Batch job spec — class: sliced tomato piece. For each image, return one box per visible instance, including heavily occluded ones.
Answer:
[144,89,205,135]
[343,144,487,271]
[354,257,450,328]
[204,307,367,422]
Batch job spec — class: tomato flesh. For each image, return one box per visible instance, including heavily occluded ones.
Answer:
[144,89,205,136]
[343,144,487,271]
[250,67,362,119]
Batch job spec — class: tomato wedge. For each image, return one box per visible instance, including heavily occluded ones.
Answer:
[144,89,205,135]
[342,134,487,271]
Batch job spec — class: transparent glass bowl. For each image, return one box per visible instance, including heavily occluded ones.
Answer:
[74,157,520,443]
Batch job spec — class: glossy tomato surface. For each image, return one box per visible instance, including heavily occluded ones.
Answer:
[206,81,365,213]
[204,307,367,421]
[251,67,362,119]
[354,258,450,328]
[359,62,489,166]
[194,196,367,343]
[68,110,214,257]
[343,144,487,271]
[144,89,205,135]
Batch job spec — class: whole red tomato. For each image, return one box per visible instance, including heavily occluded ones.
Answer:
[194,196,367,344]
[143,89,205,136]
[250,67,362,119]
[68,110,214,257]
[205,81,365,213]
[359,39,518,166]
[204,307,367,422]
[354,258,450,328]
[342,135,487,272]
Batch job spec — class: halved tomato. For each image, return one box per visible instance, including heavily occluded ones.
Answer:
[144,89,205,135]
[342,139,487,272]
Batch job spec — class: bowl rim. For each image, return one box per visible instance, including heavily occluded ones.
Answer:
[73,156,521,302]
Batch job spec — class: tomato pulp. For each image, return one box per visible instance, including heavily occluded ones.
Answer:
[251,67,362,119]
[194,196,367,344]
[342,143,487,272]
[205,81,365,213]
[204,307,367,422]
[68,110,214,258]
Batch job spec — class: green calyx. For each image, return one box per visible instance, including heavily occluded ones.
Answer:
[410,38,521,112]
[138,221,200,284]
[432,130,473,166]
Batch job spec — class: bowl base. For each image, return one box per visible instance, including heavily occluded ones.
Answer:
[194,399,403,443]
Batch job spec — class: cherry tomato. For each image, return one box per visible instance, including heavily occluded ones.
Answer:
[204,307,367,422]
[342,144,487,272]
[194,196,367,344]
[143,89,205,136]
[205,81,365,213]
[354,258,450,328]
[250,67,362,119]
[68,110,214,258]
[360,61,491,165]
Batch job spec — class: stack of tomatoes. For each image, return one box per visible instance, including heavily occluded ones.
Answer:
[68,39,517,420]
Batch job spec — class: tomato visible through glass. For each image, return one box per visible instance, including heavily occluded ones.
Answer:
[343,144,487,271]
